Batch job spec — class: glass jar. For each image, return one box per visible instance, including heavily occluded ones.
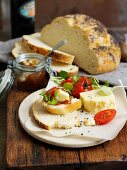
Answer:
[0,53,53,98]
[13,53,50,92]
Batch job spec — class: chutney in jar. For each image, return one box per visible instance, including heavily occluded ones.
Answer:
[13,53,50,92]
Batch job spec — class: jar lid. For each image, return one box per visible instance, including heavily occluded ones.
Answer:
[0,68,14,98]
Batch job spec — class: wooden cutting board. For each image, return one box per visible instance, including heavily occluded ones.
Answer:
[6,86,127,170]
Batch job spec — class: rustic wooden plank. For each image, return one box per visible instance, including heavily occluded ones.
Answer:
[79,124,127,170]
[6,87,80,170]
[0,97,7,170]
[36,0,127,30]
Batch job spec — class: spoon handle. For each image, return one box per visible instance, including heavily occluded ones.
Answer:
[45,39,67,57]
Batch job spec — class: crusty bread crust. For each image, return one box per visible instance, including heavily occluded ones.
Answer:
[12,41,31,57]
[42,99,82,115]
[34,116,51,130]
[22,33,74,64]
[41,14,121,74]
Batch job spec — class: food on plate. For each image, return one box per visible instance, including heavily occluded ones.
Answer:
[22,33,74,64]
[55,74,93,98]
[31,72,117,130]
[53,72,116,113]
[80,89,116,113]
[41,14,121,74]
[41,87,82,115]
[32,99,79,130]
[94,109,116,125]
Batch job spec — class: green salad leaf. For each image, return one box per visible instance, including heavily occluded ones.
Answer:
[103,80,109,87]
[54,90,58,97]
[72,75,80,82]
[48,98,58,105]
[98,86,112,96]
[89,77,100,86]
[63,82,73,91]
[59,70,68,79]
[51,76,65,85]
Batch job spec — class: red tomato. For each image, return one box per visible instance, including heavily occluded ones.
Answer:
[71,84,85,98]
[94,109,116,125]
[61,77,73,85]
[77,76,92,91]
[46,87,57,97]
[77,76,91,85]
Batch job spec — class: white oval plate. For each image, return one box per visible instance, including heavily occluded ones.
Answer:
[18,90,106,148]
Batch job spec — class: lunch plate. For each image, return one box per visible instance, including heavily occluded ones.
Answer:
[18,86,127,148]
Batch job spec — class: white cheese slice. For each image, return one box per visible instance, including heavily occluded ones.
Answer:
[80,89,116,114]
[55,89,69,102]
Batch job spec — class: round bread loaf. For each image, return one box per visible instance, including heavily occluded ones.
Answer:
[41,14,121,74]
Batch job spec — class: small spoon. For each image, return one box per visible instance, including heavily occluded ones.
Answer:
[45,39,67,76]
[45,39,67,57]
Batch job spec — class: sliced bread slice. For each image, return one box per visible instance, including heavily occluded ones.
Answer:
[32,99,80,130]
[12,41,79,76]
[12,41,31,57]
[22,32,74,64]
[51,60,79,77]
[42,98,82,115]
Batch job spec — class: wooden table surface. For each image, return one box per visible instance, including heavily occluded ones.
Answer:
[6,86,127,170]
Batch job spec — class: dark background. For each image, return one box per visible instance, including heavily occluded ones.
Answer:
[36,0,127,33]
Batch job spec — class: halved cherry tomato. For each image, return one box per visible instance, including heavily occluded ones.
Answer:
[61,77,73,85]
[94,109,116,125]
[46,87,57,97]
[71,84,85,98]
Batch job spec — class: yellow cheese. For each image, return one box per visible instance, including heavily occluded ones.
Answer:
[80,89,116,114]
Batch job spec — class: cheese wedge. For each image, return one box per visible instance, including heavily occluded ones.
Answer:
[80,89,116,113]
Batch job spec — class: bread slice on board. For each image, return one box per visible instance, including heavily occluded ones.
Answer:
[32,99,80,130]
[41,14,121,74]
[12,41,79,76]
[22,33,74,64]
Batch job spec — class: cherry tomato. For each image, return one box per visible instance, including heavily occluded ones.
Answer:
[46,87,57,97]
[77,76,91,86]
[61,77,73,85]
[94,109,116,125]
[77,76,92,91]
[71,84,85,98]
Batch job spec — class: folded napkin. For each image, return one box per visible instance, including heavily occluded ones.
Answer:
[0,37,21,63]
